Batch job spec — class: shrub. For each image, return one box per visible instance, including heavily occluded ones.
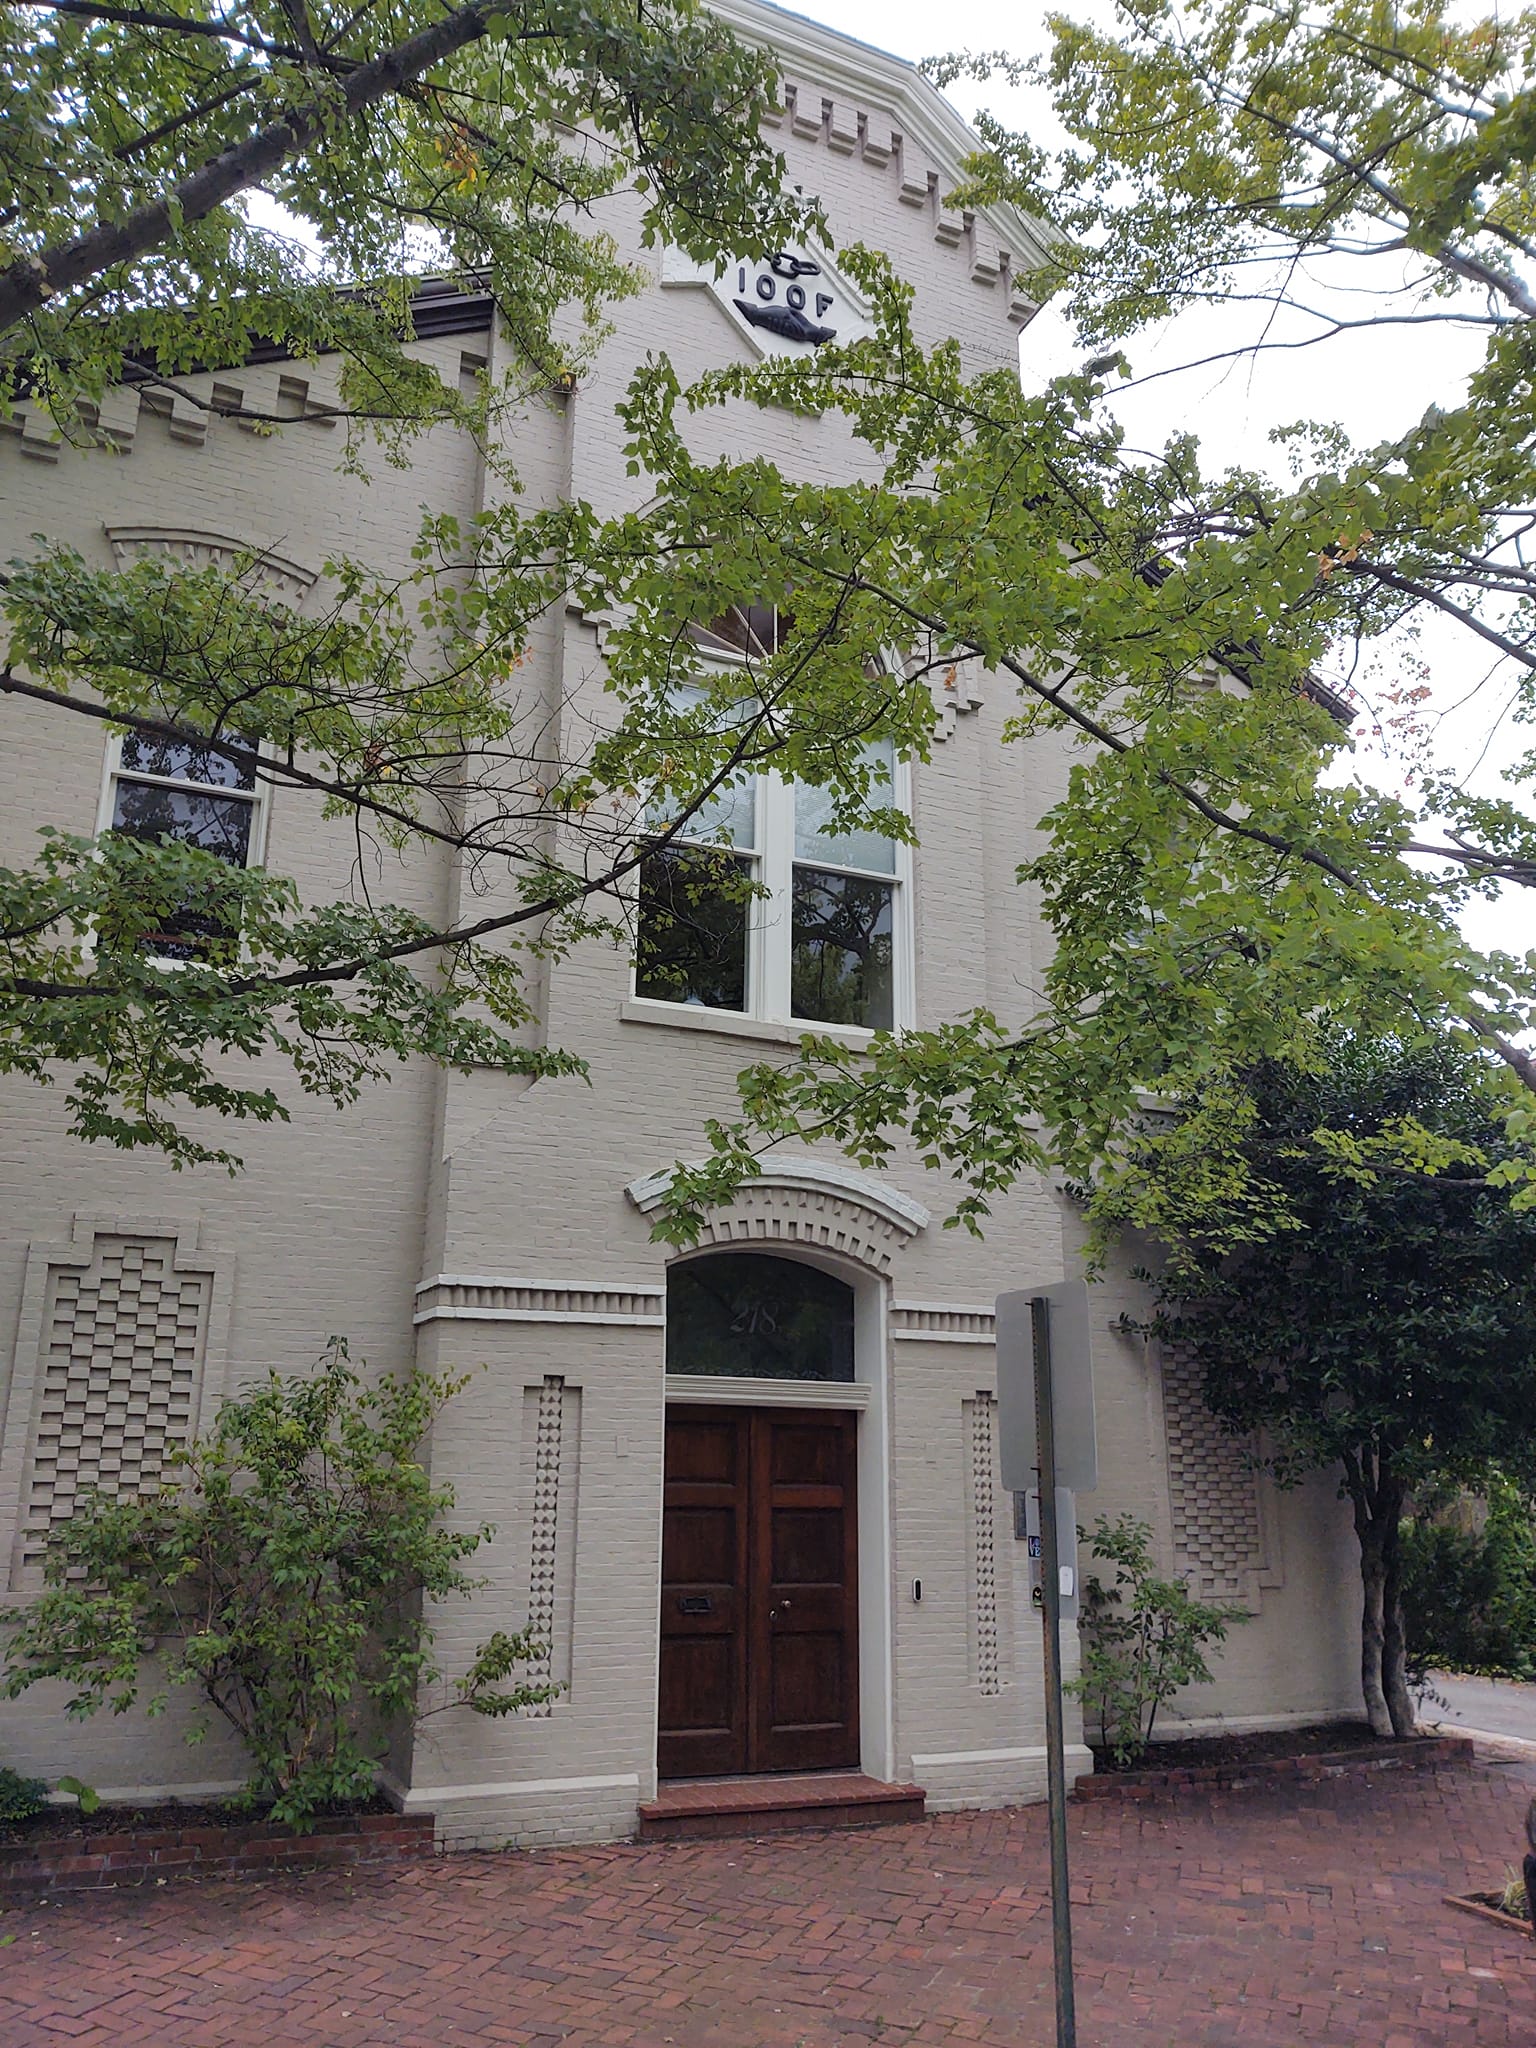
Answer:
[1067,1514,1247,1767]
[1401,1476,1536,1680]
[1,1341,557,1828]
[0,1766,48,1823]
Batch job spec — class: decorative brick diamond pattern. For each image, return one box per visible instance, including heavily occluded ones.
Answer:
[1160,1342,1268,1601]
[964,1392,1005,1695]
[21,1236,208,1573]
[523,1375,565,1713]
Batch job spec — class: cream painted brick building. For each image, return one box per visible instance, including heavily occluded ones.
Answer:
[0,0,1360,1846]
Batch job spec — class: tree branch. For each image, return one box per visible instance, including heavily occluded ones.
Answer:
[0,0,505,335]
[20,0,315,63]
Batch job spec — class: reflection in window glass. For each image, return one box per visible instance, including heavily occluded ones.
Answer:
[793,738,898,877]
[636,634,908,1029]
[107,730,261,959]
[667,1252,855,1381]
[635,847,752,1011]
[119,733,255,791]
[111,783,255,866]
[791,867,894,1028]
[667,774,755,855]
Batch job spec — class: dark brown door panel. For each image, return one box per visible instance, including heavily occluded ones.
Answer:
[659,1404,858,1780]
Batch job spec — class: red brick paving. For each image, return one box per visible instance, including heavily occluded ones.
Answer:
[0,1747,1531,2047]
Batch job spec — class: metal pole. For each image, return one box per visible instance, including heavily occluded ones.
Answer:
[1032,1293,1076,2048]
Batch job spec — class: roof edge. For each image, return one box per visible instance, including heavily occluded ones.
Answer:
[709,0,1057,275]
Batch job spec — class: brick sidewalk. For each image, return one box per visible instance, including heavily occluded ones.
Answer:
[1,1750,1532,2047]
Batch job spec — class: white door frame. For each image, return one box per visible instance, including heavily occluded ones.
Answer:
[659,1244,895,1783]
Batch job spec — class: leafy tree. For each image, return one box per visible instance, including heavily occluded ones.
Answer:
[1,0,810,419]
[0,0,962,1165]
[1400,1475,1536,1680]
[632,0,1536,1234]
[1084,1036,1536,1739]
[1,1342,553,1828]
[12,0,1536,1225]
[947,0,1536,709]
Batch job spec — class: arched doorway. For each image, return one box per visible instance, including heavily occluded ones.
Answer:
[658,1251,864,1779]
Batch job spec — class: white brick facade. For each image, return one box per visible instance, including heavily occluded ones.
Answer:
[0,0,1362,1840]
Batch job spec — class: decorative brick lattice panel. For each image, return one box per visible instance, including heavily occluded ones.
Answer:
[964,1393,1006,1695]
[1160,1344,1267,1602]
[21,1237,208,1572]
[524,1376,564,1711]
[521,1375,579,1711]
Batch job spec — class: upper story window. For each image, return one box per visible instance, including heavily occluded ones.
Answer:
[101,730,264,959]
[634,606,911,1033]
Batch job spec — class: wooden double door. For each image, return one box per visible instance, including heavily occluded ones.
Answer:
[658,1405,860,1780]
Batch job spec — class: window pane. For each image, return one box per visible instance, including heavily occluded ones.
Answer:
[109,780,255,959]
[676,776,756,853]
[119,732,256,791]
[660,687,759,850]
[667,1253,854,1381]
[791,866,894,1029]
[794,738,898,874]
[635,846,752,1012]
[111,781,255,864]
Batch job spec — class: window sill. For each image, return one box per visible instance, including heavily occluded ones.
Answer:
[620,998,877,1051]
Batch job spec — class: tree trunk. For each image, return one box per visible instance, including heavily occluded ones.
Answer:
[1380,1490,1417,1738]
[1356,1516,1394,1738]
[1347,1451,1413,1739]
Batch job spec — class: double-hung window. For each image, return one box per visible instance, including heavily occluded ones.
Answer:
[100,731,264,959]
[633,607,911,1033]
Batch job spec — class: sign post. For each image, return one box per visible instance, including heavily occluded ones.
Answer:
[996,1282,1097,2048]
[1033,1293,1076,2048]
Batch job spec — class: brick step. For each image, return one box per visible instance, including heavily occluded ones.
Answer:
[638,1771,926,1842]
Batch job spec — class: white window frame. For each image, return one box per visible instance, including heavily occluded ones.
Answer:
[632,653,915,1035]
[91,726,272,961]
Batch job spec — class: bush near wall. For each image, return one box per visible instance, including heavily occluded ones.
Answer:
[1401,1477,1536,1680]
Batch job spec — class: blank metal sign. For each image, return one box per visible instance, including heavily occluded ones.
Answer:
[995,1282,1098,1494]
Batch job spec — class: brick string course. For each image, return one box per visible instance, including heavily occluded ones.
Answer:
[0,1749,1531,2047]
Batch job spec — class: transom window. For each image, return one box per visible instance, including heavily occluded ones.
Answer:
[634,612,910,1032]
[667,1253,855,1382]
[101,730,263,958]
